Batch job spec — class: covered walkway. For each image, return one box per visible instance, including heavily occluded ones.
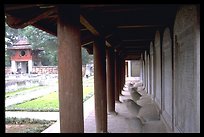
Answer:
[41,77,167,133]
[5,4,200,133]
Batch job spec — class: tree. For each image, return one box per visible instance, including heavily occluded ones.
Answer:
[5,23,24,66]
[5,23,58,66]
[81,47,93,65]
[5,23,93,66]
[20,26,58,66]
[5,23,24,47]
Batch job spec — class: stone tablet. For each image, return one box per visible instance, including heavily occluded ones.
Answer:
[130,90,142,103]
[123,99,142,118]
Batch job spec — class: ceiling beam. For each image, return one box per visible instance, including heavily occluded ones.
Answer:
[5,4,40,11]
[80,14,112,47]
[82,41,94,47]
[125,54,141,60]
[122,39,153,42]
[117,25,161,29]
[6,7,57,29]
[80,15,100,36]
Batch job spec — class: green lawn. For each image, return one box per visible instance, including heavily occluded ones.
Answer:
[6,76,94,111]
[6,78,94,112]
[6,92,59,111]
[5,86,48,98]
[83,86,94,97]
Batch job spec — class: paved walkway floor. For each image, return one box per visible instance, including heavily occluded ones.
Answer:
[41,87,168,133]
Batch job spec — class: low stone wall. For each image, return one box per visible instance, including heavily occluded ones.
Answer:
[6,79,40,92]
[5,74,58,92]
[5,67,12,74]
[6,66,86,76]
[32,66,58,74]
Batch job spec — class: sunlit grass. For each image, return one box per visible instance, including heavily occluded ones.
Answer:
[6,76,94,111]
[6,92,59,111]
[5,86,48,98]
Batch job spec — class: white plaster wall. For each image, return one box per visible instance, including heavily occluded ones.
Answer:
[128,60,131,77]
[131,60,141,77]
[28,60,33,74]
[11,60,16,73]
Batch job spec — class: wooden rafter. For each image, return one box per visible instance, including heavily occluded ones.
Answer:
[80,15,100,36]
[80,14,112,47]
[6,7,57,29]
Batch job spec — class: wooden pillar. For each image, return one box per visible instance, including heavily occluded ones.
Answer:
[120,58,124,94]
[122,59,125,89]
[118,57,122,94]
[94,37,107,133]
[123,59,125,87]
[114,51,120,102]
[106,47,117,115]
[120,58,123,95]
[128,61,131,77]
[57,5,83,133]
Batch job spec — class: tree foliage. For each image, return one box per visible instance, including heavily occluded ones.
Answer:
[5,23,93,66]
[5,23,58,66]
[81,47,93,65]
[22,26,58,66]
[5,23,23,66]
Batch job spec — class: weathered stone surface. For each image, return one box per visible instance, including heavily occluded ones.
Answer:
[144,51,147,89]
[173,5,200,133]
[137,95,153,106]
[161,27,173,130]
[130,89,142,103]
[123,99,141,117]
[147,54,150,95]
[135,83,142,87]
[154,30,162,109]
[149,42,154,98]
[124,117,143,133]
[137,103,160,124]
[142,120,167,133]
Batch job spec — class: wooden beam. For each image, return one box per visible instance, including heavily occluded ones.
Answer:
[125,54,141,60]
[105,41,111,47]
[80,15,100,36]
[5,4,40,11]
[82,41,94,47]
[6,7,57,28]
[122,39,153,42]
[81,34,94,46]
[117,25,160,29]
[80,15,112,47]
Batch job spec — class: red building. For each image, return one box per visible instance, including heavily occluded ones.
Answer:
[7,39,43,74]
